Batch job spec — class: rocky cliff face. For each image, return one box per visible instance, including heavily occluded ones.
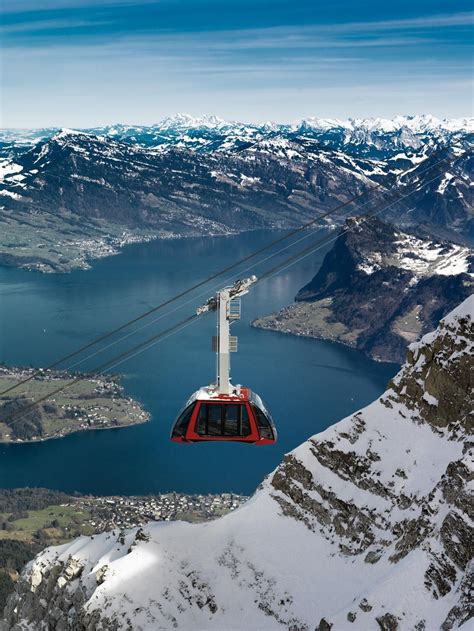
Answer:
[253,216,473,363]
[4,296,473,630]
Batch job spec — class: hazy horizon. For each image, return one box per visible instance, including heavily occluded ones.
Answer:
[1,1,473,128]
[1,111,473,131]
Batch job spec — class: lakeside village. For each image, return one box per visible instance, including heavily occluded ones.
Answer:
[0,365,149,443]
[67,493,248,531]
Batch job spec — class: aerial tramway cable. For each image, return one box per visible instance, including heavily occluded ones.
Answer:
[4,148,469,429]
[0,173,408,383]
[4,314,201,427]
[1,139,469,398]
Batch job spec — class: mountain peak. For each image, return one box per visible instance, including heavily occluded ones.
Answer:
[1,114,472,163]
[156,113,229,130]
[440,291,474,326]
[294,114,474,136]
[51,128,95,142]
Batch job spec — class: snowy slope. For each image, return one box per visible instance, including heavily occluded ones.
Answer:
[348,217,473,279]
[5,297,473,630]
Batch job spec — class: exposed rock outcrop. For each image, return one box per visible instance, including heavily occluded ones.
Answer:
[4,296,473,630]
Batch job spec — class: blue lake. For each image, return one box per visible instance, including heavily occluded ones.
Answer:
[0,231,398,495]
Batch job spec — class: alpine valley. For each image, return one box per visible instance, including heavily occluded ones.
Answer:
[0,115,472,273]
[4,296,473,630]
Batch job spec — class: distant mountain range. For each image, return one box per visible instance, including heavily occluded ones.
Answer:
[0,115,472,272]
[253,216,473,363]
[1,114,472,159]
[5,296,473,630]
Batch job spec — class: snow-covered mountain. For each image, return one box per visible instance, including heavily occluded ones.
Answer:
[0,116,472,273]
[1,114,472,159]
[0,130,391,272]
[254,216,473,362]
[4,296,473,629]
[287,115,473,163]
[297,114,473,134]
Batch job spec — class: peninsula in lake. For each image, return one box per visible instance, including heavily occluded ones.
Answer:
[0,366,149,443]
[253,216,473,363]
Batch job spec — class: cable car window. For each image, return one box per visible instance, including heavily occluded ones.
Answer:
[208,404,222,435]
[224,404,250,436]
[224,404,239,436]
[252,405,274,440]
[197,403,223,436]
[240,405,251,436]
[196,403,251,437]
[196,404,208,435]
[172,404,194,438]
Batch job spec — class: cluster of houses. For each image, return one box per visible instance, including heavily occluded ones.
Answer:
[69,493,248,531]
[0,365,149,442]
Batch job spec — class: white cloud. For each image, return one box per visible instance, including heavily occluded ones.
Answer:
[1,8,472,126]
[0,18,112,35]
[1,0,160,12]
[316,11,474,32]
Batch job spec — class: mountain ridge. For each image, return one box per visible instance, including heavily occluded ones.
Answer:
[1,113,472,156]
[0,116,472,273]
[4,295,473,630]
[253,216,473,362]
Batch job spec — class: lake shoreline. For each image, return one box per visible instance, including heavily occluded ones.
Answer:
[0,231,397,496]
[0,415,150,445]
[0,222,294,275]
[0,365,150,444]
[252,304,397,364]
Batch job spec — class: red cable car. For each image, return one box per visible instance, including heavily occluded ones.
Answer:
[171,277,277,445]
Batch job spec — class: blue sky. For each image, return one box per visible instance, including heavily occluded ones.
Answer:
[1,0,473,127]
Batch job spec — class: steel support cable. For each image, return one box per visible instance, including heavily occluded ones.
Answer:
[4,313,201,427]
[0,197,366,395]
[257,152,469,284]
[3,171,400,382]
[1,164,421,392]
[4,149,467,428]
[59,143,467,376]
[1,140,467,397]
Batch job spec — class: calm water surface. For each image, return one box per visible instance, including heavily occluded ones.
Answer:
[0,231,398,495]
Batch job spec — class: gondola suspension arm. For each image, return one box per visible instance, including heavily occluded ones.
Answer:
[196,275,258,395]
